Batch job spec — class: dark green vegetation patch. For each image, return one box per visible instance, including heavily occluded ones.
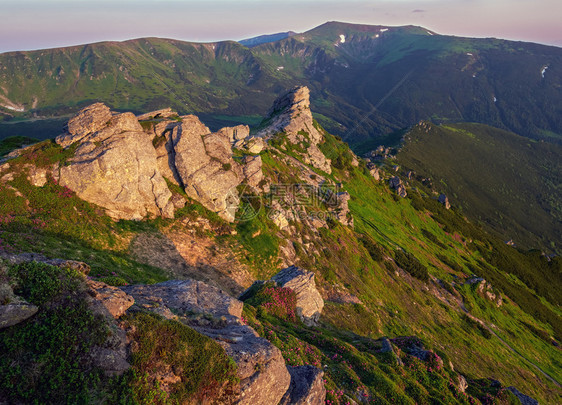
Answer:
[0,262,108,404]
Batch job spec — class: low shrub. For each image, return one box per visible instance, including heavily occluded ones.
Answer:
[243,284,298,322]
[0,262,108,403]
[119,312,239,404]
[394,250,430,282]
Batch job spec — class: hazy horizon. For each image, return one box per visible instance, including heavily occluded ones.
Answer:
[1,0,561,53]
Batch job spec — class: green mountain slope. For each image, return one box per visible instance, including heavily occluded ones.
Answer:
[395,122,562,254]
[0,103,560,403]
[1,21,561,145]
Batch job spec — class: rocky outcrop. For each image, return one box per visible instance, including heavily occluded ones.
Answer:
[57,103,113,147]
[121,279,293,405]
[121,279,243,319]
[85,281,131,376]
[170,116,243,222]
[87,279,134,318]
[466,277,502,307]
[279,365,326,405]
[334,191,353,227]
[438,193,451,209]
[53,104,256,222]
[272,266,324,326]
[367,163,381,180]
[457,375,468,393]
[380,337,404,366]
[55,107,174,220]
[216,124,250,147]
[136,107,177,121]
[389,176,407,198]
[257,86,331,174]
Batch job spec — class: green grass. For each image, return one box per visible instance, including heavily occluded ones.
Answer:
[396,122,562,254]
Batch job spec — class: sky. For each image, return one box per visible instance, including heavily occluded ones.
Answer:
[0,0,561,53]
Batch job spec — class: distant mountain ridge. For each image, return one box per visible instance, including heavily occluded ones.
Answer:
[239,31,296,47]
[0,21,561,146]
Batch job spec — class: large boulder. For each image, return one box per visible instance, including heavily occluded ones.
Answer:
[272,266,324,326]
[0,297,38,329]
[121,279,243,319]
[121,279,292,405]
[55,105,174,220]
[257,86,331,174]
[279,365,326,405]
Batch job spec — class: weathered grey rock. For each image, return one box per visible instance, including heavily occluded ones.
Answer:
[122,279,291,405]
[55,105,174,220]
[244,137,266,154]
[25,165,48,187]
[0,253,91,275]
[506,387,538,405]
[270,200,290,230]
[206,323,290,405]
[172,116,243,222]
[243,155,265,190]
[467,278,503,307]
[368,164,381,180]
[90,345,131,376]
[57,102,113,147]
[216,124,251,144]
[380,337,404,366]
[87,279,134,318]
[335,191,353,227]
[438,193,451,209]
[390,336,430,361]
[389,176,407,198]
[121,279,243,319]
[279,365,326,405]
[152,121,183,186]
[0,300,38,329]
[272,266,324,326]
[457,374,468,393]
[257,86,331,174]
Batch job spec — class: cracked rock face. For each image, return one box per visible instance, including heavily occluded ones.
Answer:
[279,365,326,405]
[55,107,174,220]
[150,115,244,222]
[272,265,324,326]
[257,86,332,174]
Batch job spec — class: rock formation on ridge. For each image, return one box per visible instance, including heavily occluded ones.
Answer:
[257,86,332,174]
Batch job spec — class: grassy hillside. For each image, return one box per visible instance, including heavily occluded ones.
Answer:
[1,122,560,403]
[1,22,561,145]
[395,122,562,254]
